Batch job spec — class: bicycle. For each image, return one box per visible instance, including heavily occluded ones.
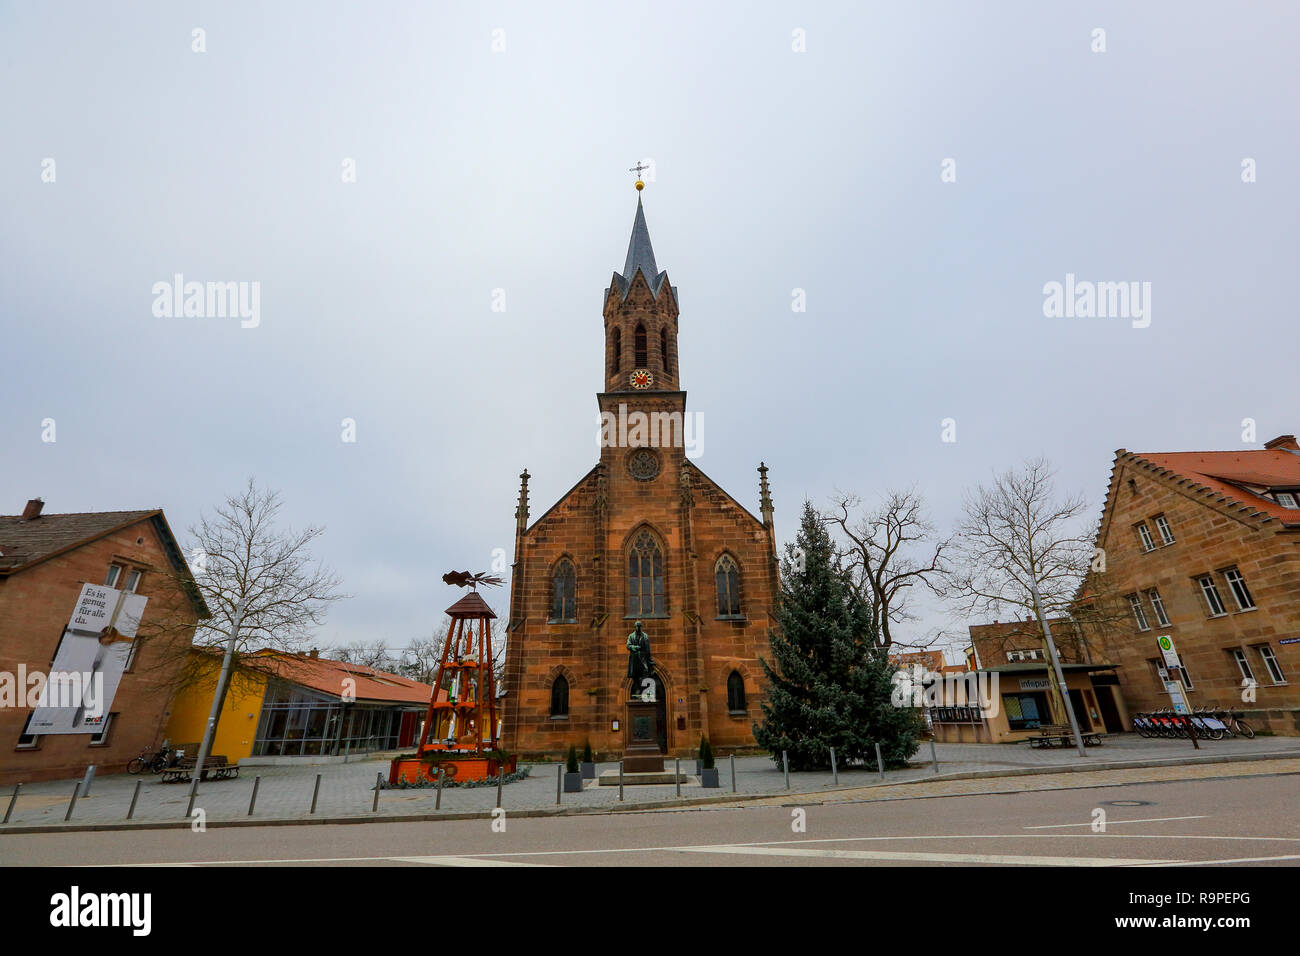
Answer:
[126,744,178,774]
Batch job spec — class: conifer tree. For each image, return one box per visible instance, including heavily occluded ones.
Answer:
[754,501,922,771]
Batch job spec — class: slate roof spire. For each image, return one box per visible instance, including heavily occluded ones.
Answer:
[608,187,674,302]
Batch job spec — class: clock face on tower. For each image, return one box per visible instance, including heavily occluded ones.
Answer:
[630,369,653,389]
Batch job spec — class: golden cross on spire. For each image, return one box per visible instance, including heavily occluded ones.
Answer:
[629,161,649,191]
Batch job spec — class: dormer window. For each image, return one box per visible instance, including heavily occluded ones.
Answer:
[1273,491,1299,509]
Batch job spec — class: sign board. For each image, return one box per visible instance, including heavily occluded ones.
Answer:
[1156,634,1181,669]
[1280,637,1300,646]
[28,583,147,735]
[1163,680,1190,715]
[1019,678,1051,691]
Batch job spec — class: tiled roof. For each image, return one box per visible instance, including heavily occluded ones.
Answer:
[608,195,673,301]
[247,651,433,705]
[1128,447,1300,526]
[0,510,161,572]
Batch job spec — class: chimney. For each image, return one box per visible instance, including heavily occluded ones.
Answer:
[21,498,44,520]
[1264,435,1299,451]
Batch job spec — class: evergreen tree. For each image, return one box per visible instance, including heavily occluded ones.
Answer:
[753,500,922,771]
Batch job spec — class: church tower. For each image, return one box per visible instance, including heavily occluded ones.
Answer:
[503,181,779,760]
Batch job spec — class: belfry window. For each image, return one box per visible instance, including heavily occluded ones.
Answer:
[550,559,576,623]
[715,554,741,617]
[628,530,665,617]
[660,327,671,375]
[634,324,648,368]
[611,327,621,375]
[550,676,569,718]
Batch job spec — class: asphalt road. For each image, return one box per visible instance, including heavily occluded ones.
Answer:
[3,771,1297,867]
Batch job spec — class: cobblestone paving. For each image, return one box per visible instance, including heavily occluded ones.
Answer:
[2,735,1295,830]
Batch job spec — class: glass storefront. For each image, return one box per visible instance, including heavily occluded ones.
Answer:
[252,681,407,756]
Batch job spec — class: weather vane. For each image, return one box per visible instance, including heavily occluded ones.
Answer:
[442,570,504,591]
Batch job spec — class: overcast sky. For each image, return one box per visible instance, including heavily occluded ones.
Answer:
[3,2,1297,662]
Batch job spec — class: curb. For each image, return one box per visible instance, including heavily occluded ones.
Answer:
[3,749,1298,835]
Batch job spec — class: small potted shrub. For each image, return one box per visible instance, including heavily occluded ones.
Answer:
[563,744,584,792]
[694,735,706,774]
[580,740,596,779]
[699,737,719,788]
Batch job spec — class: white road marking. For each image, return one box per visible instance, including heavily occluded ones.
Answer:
[1023,815,1208,830]
[1150,854,1300,867]
[387,856,550,867]
[672,845,1175,866]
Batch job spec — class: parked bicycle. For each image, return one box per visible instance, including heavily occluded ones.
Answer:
[126,743,180,774]
[1131,705,1253,740]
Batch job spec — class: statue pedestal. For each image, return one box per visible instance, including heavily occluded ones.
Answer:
[623,699,664,773]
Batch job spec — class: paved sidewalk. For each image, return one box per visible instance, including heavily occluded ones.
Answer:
[2,735,1296,833]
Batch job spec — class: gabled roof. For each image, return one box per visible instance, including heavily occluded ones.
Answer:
[0,510,161,572]
[0,508,210,618]
[1117,446,1300,528]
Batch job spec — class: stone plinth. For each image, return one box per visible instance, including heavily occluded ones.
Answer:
[623,699,664,773]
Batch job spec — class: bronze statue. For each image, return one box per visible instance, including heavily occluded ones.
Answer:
[626,620,655,699]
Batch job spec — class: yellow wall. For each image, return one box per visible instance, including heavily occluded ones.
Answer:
[164,654,267,764]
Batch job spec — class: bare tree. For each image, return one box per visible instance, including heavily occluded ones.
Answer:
[826,487,950,648]
[396,624,449,685]
[944,458,1094,754]
[141,478,346,735]
[333,639,399,671]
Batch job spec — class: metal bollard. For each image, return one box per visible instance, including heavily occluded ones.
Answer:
[436,769,444,810]
[496,767,503,809]
[81,765,96,798]
[310,773,322,814]
[3,783,21,824]
[127,780,142,820]
[556,764,562,805]
[875,742,884,781]
[675,757,681,798]
[930,738,938,774]
[619,760,624,801]
[372,772,382,812]
[830,747,838,785]
[65,782,81,822]
[730,754,736,793]
[248,776,261,816]
[782,750,790,789]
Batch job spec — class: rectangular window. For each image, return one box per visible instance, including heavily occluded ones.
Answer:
[1154,514,1175,545]
[1274,491,1298,509]
[88,713,117,747]
[123,569,142,593]
[1231,648,1255,683]
[1178,665,1194,690]
[1222,567,1256,611]
[1128,593,1150,630]
[1002,692,1051,730]
[1135,522,1156,552]
[1256,645,1286,684]
[104,564,123,588]
[1197,576,1227,616]
[16,714,41,750]
[1147,588,1170,627]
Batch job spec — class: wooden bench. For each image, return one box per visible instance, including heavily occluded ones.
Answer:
[1028,725,1103,748]
[160,754,240,783]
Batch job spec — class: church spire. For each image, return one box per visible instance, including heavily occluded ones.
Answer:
[621,195,659,286]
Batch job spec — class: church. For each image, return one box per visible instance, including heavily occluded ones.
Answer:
[501,182,781,759]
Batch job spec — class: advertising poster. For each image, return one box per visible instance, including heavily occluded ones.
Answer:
[28,583,148,734]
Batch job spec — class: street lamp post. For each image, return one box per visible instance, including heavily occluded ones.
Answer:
[189,598,247,800]
[1028,578,1086,757]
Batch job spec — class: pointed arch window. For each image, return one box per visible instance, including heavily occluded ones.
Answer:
[550,558,576,623]
[715,554,741,617]
[550,675,569,718]
[660,327,671,375]
[727,670,746,713]
[628,530,665,617]
[611,326,622,375]
[634,323,648,368]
